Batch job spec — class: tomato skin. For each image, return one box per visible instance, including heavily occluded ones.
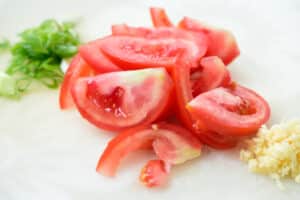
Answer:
[187,85,271,136]
[79,39,122,73]
[71,68,173,131]
[100,36,203,70]
[59,54,93,109]
[150,7,173,27]
[178,17,240,65]
[96,123,201,177]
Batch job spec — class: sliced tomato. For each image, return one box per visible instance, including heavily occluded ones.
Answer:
[140,160,170,187]
[100,36,204,70]
[72,68,173,131]
[178,17,240,65]
[187,85,271,136]
[191,56,230,96]
[59,54,93,109]
[111,25,208,57]
[150,7,173,27]
[79,39,122,73]
[96,122,201,176]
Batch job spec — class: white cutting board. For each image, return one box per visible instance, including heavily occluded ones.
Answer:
[1,0,300,199]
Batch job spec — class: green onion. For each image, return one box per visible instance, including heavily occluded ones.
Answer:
[1,19,80,99]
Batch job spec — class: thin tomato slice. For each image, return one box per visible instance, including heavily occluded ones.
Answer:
[100,36,203,70]
[59,54,93,109]
[187,85,271,136]
[111,25,208,57]
[178,17,240,65]
[72,68,173,131]
[96,123,201,177]
[172,59,196,131]
[79,39,122,73]
[150,7,173,27]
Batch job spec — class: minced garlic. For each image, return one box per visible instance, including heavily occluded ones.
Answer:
[240,120,300,189]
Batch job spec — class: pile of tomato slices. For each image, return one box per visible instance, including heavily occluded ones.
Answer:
[59,7,271,187]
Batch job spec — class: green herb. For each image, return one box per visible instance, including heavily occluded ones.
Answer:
[3,19,80,97]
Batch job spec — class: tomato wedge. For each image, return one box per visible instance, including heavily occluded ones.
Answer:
[96,123,201,176]
[187,85,271,136]
[191,56,230,96]
[150,7,173,27]
[111,25,208,57]
[72,68,173,131]
[59,54,93,109]
[178,17,240,65]
[100,36,204,70]
[79,39,122,73]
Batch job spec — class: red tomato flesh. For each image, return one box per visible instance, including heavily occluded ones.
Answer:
[72,68,173,131]
[59,54,93,109]
[96,123,201,177]
[187,85,271,136]
[171,59,196,131]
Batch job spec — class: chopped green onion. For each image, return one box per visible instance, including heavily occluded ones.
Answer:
[2,19,80,99]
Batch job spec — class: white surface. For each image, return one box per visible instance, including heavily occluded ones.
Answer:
[1,0,300,199]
